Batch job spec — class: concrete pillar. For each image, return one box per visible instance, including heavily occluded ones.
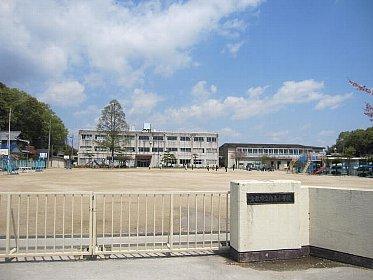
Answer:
[230,180,309,262]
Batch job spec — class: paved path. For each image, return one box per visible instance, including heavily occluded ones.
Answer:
[1,255,372,280]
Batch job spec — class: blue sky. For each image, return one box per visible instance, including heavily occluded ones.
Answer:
[1,0,372,147]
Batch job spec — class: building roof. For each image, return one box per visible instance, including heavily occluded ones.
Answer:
[0,131,21,141]
[78,129,218,135]
[219,143,325,150]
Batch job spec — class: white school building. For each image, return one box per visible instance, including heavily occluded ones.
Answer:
[78,128,219,168]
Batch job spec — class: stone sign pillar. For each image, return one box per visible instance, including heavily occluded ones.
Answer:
[230,180,309,262]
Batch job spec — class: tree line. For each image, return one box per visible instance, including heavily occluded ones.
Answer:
[0,82,69,155]
[328,127,373,157]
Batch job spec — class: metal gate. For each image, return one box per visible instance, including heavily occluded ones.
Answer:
[0,191,230,260]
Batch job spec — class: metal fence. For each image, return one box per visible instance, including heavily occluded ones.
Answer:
[0,191,230,260]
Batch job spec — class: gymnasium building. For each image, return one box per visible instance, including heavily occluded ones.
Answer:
[219,143,325,170]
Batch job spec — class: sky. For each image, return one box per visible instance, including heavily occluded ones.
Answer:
[1,0,372,147]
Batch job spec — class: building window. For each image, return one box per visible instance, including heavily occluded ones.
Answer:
[152,147,164,152]
[179,159,191,165]
[279,149,284,154]
[138,136,150,141]
[95,134,106,140]
[273,149,278,154]
[268,149,273,154]
[206,148,217,153]
[193,159,203,165]
[138,147,150,152]
[253,149,258,154]
[124,147,135,152]
[206,159,217,165]
[193,148,204,154]
[123,135,135,141]
[153,136,164,141]
[80,145,92,149]
[264,149,268,154]
[167,136,178,141]
[284,149,289,154]
[180,136,191,141]
[94,146,106,151]
[81,134,92,140]
[166,147,178,152]
[207,137,216,142]
[193,137,204,142]
[258,149,263,154]
[180,148,191,153]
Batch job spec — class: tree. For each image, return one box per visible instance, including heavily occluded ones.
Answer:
[96,100,129,164]
[161,151,176,167]
[260,155,271,167]
[330,128,373,157]
[234,148,245,167]
[343,146,356,175]
[348,80,373,121]
[0,82,68,154]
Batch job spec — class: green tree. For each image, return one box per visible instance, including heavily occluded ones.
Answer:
[96,99,129,163]
[0,82,68,154]
[260,155,271,167]
[161,151,177,167]
[343,146,356,175]
[331,128,373,157]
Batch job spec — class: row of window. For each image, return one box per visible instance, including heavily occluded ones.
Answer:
[81,134,217,142]
[80,146,217,154]
[237,148,317,155]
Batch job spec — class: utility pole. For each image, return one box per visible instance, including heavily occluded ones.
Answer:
[7,108,11,173]
[47,119,51,168]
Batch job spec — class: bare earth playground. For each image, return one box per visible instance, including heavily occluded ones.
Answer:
[1,168,372,192]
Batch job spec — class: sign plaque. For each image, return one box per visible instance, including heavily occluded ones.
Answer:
[247,192,294,205]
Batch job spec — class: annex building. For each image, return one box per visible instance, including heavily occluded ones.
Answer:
[78,128,218,168]
[219,143,325,170]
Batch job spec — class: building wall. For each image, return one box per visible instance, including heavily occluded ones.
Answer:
[78,130,218,167]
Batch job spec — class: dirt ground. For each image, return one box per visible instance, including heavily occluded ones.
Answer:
[0,168,372,192]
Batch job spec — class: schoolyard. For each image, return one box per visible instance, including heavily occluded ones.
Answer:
[0,168,372,192]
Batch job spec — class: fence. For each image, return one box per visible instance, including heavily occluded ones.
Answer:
[0,159,46,172]
[0,191,230,259]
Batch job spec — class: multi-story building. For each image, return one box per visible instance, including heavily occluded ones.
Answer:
[78,129,218,168]
[219,143,325,170]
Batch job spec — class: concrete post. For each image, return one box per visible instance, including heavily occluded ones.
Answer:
[229,180,310,262]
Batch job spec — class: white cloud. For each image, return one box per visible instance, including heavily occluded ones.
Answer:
[219,18,247,38]
[191,80,218,100]
[247,85,268,98]
[0,0,262,86]
[265,130,289,142]
[154,79,353,125]
[219,127,242,139]
[314,93,353,110]
[224,41,244,58]
[318,130,336,137]
[128,89,163,115]
[42,80,86,106]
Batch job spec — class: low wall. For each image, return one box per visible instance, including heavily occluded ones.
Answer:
[229,180,373,268]
[308,187,373,268]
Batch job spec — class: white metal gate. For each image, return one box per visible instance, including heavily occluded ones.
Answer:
[0,191,230,260]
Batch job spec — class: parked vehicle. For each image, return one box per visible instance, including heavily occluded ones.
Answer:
[330,165,348,175]
[356,165,373,177]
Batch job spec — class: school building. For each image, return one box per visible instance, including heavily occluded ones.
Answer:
[219,143,325,170]
[78,128,219,168]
